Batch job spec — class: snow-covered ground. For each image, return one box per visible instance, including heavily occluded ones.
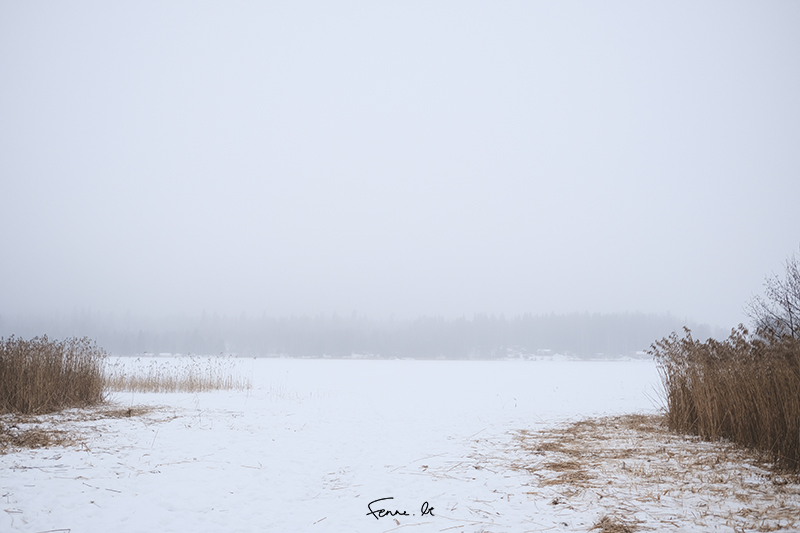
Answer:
[2,358,797,532]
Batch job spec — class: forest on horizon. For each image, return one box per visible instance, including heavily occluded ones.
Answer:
[0,311,726,359]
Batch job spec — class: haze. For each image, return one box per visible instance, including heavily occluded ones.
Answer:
[2,2,799,330]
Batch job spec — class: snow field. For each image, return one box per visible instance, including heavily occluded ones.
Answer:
[5,358,793,532]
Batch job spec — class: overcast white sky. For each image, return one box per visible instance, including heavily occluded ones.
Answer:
[1,1,799,329]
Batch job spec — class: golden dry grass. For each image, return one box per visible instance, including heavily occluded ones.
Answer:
[0,404,154,454]
[592,514,640,533]
[0,420,74,452]
[507,414,800,531]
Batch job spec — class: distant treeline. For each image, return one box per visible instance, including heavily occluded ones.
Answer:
[0,312,726,359]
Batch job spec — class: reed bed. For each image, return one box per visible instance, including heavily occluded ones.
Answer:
[0,336,106,414]
[105,355,252,393]
[650,326,800,471]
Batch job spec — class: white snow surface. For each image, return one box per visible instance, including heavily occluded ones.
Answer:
[3,358,667,532]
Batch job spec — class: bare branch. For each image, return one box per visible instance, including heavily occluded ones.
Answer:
[746,245,800,339]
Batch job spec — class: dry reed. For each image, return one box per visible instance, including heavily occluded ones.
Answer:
[0,336,106,414]
[592,515,638,533]
[104,356,252,393]
[507,414,800,531]
[650,326,800,471]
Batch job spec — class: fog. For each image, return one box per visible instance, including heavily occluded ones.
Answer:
[2,2,799,333]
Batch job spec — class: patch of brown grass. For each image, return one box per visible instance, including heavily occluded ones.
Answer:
[0,419,74,453]
[542,469,592,486]
[0,403,155,454]
[97,406,153,419]
[592,515,639,533]
[509,414,800,531]
[544,460,583,472]
[533,440,567,453]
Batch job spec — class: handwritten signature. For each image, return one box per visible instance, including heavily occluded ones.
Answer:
[366,497,434,520]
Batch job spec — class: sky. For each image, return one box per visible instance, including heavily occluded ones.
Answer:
[1,1,799,330]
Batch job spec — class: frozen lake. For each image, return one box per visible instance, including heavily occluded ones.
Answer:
[2,358,662,532]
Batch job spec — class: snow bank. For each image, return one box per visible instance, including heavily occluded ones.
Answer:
[2,359,663,532]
